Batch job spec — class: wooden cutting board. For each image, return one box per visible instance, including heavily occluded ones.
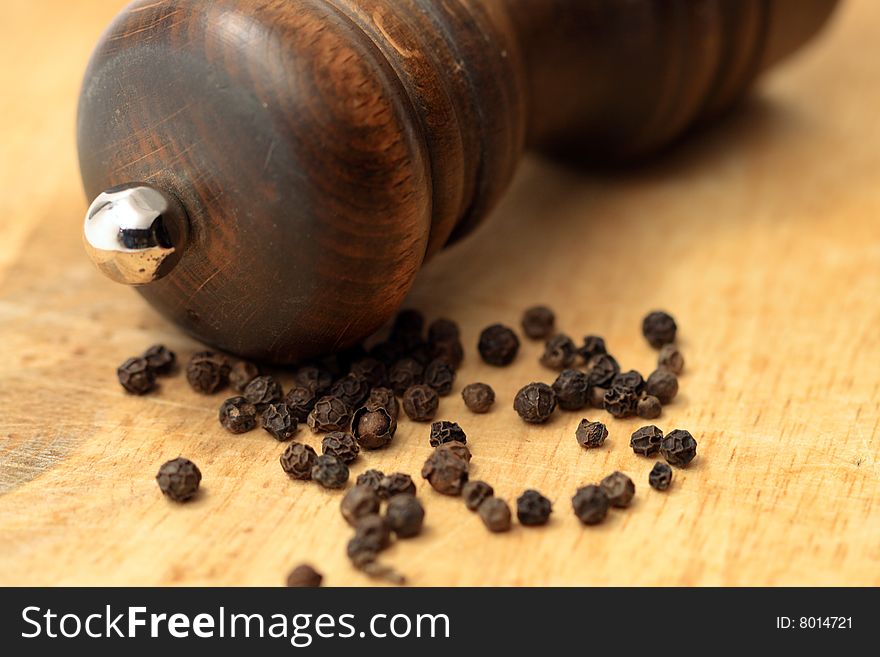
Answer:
[0,0,877,586]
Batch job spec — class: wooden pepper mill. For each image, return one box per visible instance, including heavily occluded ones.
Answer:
[79,0,838,363]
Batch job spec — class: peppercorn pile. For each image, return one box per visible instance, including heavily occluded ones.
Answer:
[118,306,697,586]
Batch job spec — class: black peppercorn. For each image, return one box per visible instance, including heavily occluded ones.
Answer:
[478,324,520,366]
[429,420,467,447]
[349,358,388,389]
[575,419,608,448]
[322,431,360,464]
[611,369,645,394]
[658,344,684,375]
[571,485,609,525]
[600,471,635,508]
[366,387,399,419]
[649,462,673,490]
[156,457,201,502]
[423,359,456,396]
[577,335,607,362]
[478,497,512,532]
[401,384,439,422]
[369,340,404,366]
[142,344,176,375]
[516,489,553,526]
[645,369,679,404]
[462,480,494,511]
[117,357,156,395]
[388,358,424,396]
[513,382,557,423]
[294,366,334,396]
[461,382,495,414]
[311,454,350,489]
[228,359,260,392]
[540,333,577,370]
[521,305,555,340]
[355,469,385,492]
[642,310,677,348]
[630,425,664,456]
[552,369,590,411]
[428,317,460,342]
[244,375,283,408]
[284,385,318,422]
[429,338,465,369]
[351,406,397,450]
[260,402,297,440]
[280,442,318,480]
[307,395,351,433]
[637,394,662,419]
[589,385,607,409]
[352,513,392,552]
[186,350,230,395]
[390,309,425,344]
[286,564,322,587]
[603,386,639,419]
[219,396,258,434]
[586,353,620,387]
[661,429,698,467]
[341,484,380,526]
[330,373,371,409]
[378,472,417,500]
[385,494,425,538]
[437,440,472,463]
[407,340,433,366]
[421,447,469,495]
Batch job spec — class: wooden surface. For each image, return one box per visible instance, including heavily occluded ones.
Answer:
[1,0,878,586]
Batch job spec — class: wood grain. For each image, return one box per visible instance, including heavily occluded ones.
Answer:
[0,0,878,585]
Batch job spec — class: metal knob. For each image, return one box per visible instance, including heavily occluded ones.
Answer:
[83,183,189,285]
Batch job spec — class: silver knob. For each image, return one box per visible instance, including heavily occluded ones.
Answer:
[83,183,189,285]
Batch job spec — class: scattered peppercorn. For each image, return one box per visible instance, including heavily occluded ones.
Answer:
[478,324,520,366]
[355,469,385,492]
[516,489,553,526]
[244,375,283,408]
[142,344,176,375]
[401,384,439,422]
[571,485,609,525]
[603,386,638,418]
[461,382,495,413]
[385,494,425,538]
[661,429,698,467]
[637,394,662,419]
[322,431,360,464]
[228,359,259,392]
[340,484,380,526]
[407,341,432,366]
[586,353,620,387]
[330,373,371,409]
[648,462,673,490]
[521,305,555,340]
[294,366,333,396]
[349,358,388,389]
[513,382,557,423]
[600,471,635,508]
[478,497,512,532]
[630,425,664,456]
[286,564,323,587]
[307,395,351,433]
[642,310,677,348]
[390,309,425,345]
[366,387,399,419]
[352,513,392,552]
[156,457,201,502]
[437,440,472,463]
[462,480,494,511]
[311,454,350,489]
[369,340,404,366]
[284,385,317,422]
[552,369,590,411]
[186,350,229,394]
[657,344,684,375]
[540,333,577,370]
[429,420,467,447]
[430,338,465,369]
[351,406,397,450]
[589,386,607,409]
[388,358,424,396]
[259,402,297,440]
[428,318,460,344]
[575,419,608,448]
[423,359,456,396]
[219,396,258,434]
[611,369,645,394]
[577,335,607,362]
[378,472,417,500]
[117,357,157,395]
[421,447,469,495]
[645,369,679,404]
[280,442,318,480]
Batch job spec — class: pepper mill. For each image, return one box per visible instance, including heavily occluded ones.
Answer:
[79,0,838,363]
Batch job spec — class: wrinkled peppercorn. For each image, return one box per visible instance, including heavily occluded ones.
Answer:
[117,357,156,395]
[186,351,230,395]
[540,334,577,370]
[385,494,424,538]
[280,442,318,480]
[322,431,359,464]
[378,472,416,500]
[311,454,349,489]
[286,564,322,587]
[589,386,607,409]
[390,309,425,343]
[630,425,664,456]
[521,305,555,340]
[366,387,399,419]
[330,373,371,409]
[661,429,697,467]
[307,395,351,433]
[260,402,297,440]
[353,513,392,552]
[649,462,673,490]
[571,485,609,525]
[142,344,176,375]
[516,489,553,526]
[294,366,334,396]
[423,359,456,396]
[429,338,464,369]
[461,382,495,414]
[219,396,258,434]
[645,369,679,404]
[349,358,388,388]
[401,384,439,422]
[244,375,283,408]
[478,324,520,366]
[575,419,608,448]
[341,484,380,526]
[603,386,638,418]
[355,469,385,492]
[658,344,684,375]
[437,440,472,463]
[552,369,590,411]
[228,360,259,392]
[407,340,433,366]
[351,406,397,450]
[388,358,424,396]
[462,480,494,511]
[478,497,512,532]
[642,310,677,348]
[156,457,201,502]
[611,369,645,394]
[586,353,620,387]
[429,420,467,447]
[513,382,557,423]
[284,385,317,422]
[600,471,635,508]
[421,447,469,495]
[427,318,459,344]
[577,335,607,362]
[637,394,662,419]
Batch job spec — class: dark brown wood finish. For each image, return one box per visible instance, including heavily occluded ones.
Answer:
[78,0,839,363]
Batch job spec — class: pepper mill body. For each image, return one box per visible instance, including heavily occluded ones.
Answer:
[79,0,838,363]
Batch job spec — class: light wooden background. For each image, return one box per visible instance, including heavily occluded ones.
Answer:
[1,0,877,586]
